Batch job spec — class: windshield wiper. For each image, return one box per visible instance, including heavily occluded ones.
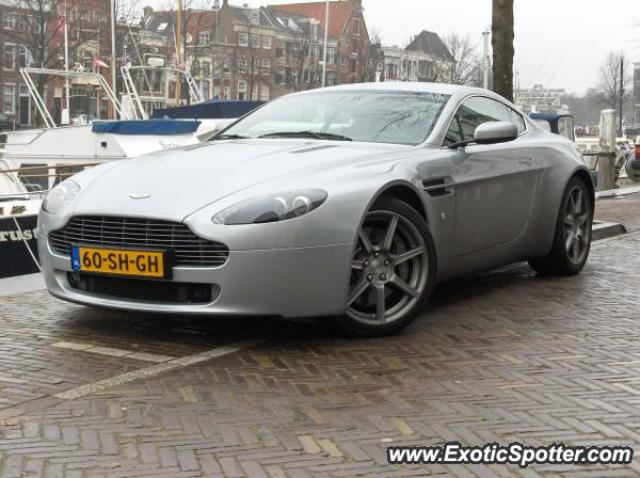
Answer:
[213,133,251,141]
[258,131,353,141]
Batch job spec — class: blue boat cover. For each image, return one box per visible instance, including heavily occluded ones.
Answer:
[92,120,201,135]
[151,100,264,120]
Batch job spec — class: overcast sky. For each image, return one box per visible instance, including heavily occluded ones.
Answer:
[153,0,640,94]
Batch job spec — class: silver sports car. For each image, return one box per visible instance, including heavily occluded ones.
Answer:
[38,83,593,336]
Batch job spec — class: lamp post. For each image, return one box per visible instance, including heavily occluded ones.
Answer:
[321,0,330,87]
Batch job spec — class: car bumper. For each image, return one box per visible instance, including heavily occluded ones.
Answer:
[39,234,354,318]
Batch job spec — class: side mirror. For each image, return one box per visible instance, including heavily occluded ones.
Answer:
[474,121,518,145]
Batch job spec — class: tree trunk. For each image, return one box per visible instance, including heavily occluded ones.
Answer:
[491,0,514,101]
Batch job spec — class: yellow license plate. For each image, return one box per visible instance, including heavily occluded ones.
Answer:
[71,246,167,278]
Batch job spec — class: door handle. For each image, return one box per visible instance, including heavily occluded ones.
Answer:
[518,156,533,166]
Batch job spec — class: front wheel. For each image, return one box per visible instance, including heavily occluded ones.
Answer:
[529,177,593,276]
[336,197,436,337]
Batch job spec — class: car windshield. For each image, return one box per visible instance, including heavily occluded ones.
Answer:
[218,91,450,146]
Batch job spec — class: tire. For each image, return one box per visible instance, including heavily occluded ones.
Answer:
[528,176,593,276]
[336,197,436,337]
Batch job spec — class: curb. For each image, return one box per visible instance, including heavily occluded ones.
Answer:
[596,185,640,199]
[592,221,627,241]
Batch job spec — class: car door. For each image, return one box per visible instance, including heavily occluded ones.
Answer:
[445,96,539,256]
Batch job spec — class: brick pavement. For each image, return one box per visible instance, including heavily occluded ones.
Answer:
[1,194,640,477]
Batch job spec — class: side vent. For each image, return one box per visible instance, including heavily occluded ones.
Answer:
[422,177,453,197]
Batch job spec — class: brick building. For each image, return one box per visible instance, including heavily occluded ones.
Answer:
[270,0,371,85]
[0,0,113,127]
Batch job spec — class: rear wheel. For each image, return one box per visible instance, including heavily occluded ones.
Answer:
[337,197,436,337]
[529,177,593,276]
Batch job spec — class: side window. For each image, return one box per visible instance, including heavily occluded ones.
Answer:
[445,96,525,145]
[507,107,526,134]
[444,116,463,145]
[456,97,511,142]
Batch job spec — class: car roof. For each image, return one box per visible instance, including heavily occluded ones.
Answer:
[286,81,510,105]
[308,81,488,96]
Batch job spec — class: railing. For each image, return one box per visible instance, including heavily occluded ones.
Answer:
[0,162,100,199]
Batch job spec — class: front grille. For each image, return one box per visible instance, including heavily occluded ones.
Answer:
[68,272,213,304]
[50,216,229,267]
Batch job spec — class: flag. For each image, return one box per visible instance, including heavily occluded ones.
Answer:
[93,57,109,69]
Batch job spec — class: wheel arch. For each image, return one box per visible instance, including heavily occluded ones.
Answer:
[538,165,595,259]
[370,181,429,223]
[570,167,596,207]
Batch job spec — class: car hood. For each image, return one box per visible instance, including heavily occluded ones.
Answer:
[71,139,407,220]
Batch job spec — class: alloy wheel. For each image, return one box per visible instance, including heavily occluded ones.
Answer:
[564,186,591,264]
[347,209,429,326]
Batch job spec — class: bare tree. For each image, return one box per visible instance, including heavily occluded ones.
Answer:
[185,8,214,101]
[286,26,322,92]
[590,51,632,110]
[491,0,514,101]
[441,33,481,86]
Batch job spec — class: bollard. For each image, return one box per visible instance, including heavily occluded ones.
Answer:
[596,152,616,191]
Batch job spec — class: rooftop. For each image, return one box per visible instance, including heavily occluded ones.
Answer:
[266,1,354,38]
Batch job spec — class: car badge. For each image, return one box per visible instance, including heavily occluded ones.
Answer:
[129,193,151,200]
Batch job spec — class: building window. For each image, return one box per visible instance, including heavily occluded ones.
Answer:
[238,80,247,100]
[202,62,210,77]
[262,35,272,50]
[275,70,285,85]
[238,32,249,47]
[3,12,16,30]
[16,14,27,31]
[310,23,318,40]
[3,83,16,114]
[260,84,269,101]
[353,18,361,36]
[3,44,16,71]
[198,32,210,46]
[201,80,210,100]
[237,56,247,72]
[309,46,318,63]
[327,47,336,65]
[250,34,260,49]
[260,58,270,72]
[224,85,231,100]
[18,45,28,68]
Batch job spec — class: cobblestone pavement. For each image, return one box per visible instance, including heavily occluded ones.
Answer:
[1,195,640,477]
[596,192,640,233]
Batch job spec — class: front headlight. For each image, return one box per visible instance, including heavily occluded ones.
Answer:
[42,179,81,215]
[212,189,327,225]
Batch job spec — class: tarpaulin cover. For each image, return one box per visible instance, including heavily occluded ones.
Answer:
[92,120,201,135]
[151,100,264,120]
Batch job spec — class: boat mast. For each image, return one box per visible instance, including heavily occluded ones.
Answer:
[321,0,329,87]
[110,0,117,118]
[175,0,183,103]
[63,0,70,124]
